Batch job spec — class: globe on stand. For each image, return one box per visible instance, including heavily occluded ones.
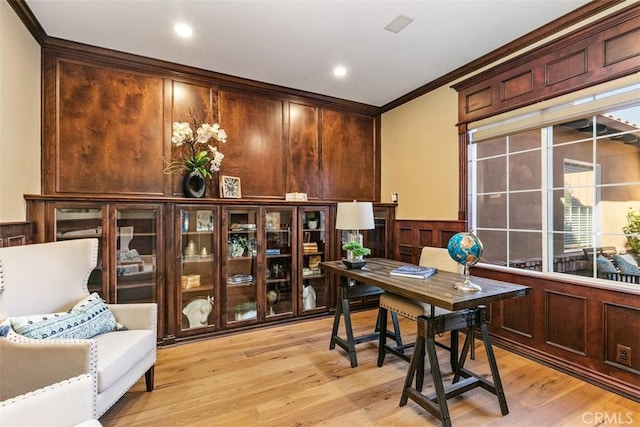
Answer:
[447,231,484,292]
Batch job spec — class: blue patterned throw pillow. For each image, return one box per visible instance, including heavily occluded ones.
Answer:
[596,255,618,273]
[10,293,117,339]
[613,254,640,276]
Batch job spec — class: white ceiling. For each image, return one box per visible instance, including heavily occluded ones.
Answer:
[25,0,592,107]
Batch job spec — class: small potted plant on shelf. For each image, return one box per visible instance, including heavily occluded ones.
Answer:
[234,301,257,321]
[341,241,371,269]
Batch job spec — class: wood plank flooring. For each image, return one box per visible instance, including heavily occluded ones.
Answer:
[101,309,640,426]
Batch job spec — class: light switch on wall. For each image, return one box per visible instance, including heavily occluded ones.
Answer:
[391,192,398,203]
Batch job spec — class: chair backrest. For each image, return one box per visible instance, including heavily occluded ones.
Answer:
[419,246,464,274]
[0,239,98,320]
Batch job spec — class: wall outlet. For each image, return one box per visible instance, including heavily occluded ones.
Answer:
[616,344,632,367]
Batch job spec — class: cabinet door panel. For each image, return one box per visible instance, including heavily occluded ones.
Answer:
[114,206,161,305]
[299,207,329,313]
[222,207,259,326]
[178,207,218,334]
[265,208,296,319]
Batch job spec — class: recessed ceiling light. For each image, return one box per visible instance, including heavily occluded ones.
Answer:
[384,15,414,34]
[333,66,347,77]
[174,23,193,38]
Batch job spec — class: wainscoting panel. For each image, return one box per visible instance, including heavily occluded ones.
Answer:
[545,291,587,355]
[604,302,640,373]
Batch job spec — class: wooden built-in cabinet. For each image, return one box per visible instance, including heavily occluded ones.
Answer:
[25,197,395,344]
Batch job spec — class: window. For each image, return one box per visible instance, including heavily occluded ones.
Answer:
[469,84,640,285]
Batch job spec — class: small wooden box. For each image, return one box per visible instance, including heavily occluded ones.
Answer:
[181,274,201,289]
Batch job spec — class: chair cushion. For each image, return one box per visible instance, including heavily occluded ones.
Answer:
[380,293,450,321]
[9,293,116,340]
[94,329,156,392]
[613,254,640,276]
[596,255,618,273]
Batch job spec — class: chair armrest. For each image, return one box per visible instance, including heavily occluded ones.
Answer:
[0,374,98,427]
[0,336,97,400]
[108,303,157,333]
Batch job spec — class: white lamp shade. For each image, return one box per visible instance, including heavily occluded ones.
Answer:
[335,201,375,230]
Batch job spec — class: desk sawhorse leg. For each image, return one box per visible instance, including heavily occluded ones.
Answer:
[330,278,402,368]
[400,306,508,426]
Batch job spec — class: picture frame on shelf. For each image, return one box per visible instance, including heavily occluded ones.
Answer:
[220,175,241,198]
[196,210,214,231]
[265,212,281,231]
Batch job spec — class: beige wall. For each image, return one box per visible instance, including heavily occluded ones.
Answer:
[381,0,635,222]
[381,85,460,220]
[0,1,41,222]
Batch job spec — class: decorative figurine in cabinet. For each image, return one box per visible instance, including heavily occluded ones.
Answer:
[299,208,329,313]
[178,207,218,333]
[223,207,259,325]
[265,208,295,319]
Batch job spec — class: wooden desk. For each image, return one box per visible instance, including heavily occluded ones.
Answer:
[320,258,530,426]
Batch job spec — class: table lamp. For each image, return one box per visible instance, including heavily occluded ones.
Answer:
[335,201,375,261]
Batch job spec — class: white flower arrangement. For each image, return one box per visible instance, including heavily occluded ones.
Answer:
[164,107,228,179]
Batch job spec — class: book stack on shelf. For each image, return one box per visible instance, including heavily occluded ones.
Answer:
[227,274,254,285]
[389,265,438,279]
[181,274,201,289]
[303,242,318,254]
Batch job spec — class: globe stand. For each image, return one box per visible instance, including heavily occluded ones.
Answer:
[453,264,482,292]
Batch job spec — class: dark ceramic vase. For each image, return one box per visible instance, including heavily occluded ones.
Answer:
[342,259,367,270]
[183,171,206,198]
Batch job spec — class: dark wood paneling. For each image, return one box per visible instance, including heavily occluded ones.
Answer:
[501,294,533,337]
[287,102,319,198]
[545,291,586,355]
[471,267,640,402]
[454,3,640,125]
[40,42,379,202]
[393,220,466,264]
[54,59,165,195]
[218,90,285,198]
[0,222,32,247]
[320,109,375,201]
[604,303,640,373]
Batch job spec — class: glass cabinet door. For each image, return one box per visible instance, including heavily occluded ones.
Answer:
[223,207,258,326]
[179,207,217,333]
[299,207,328,313]
[265,208,295,319]
[54,205,105,298]
[114,206,159,304]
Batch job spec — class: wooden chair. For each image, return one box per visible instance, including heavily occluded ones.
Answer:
[377,247,465,376]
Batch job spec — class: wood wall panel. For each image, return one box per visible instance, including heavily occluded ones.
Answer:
[604,303,640,373]
[55,60,165,195]
[454,4,640,125]
[218,90,285,198]
[471,267,640,402]
[320,109,375,201]
[393,220,466,264]
[545,291,587,355]
[604,27,640,65]
[501,294,533,337]
[0,222,32,247]
[287,103,319,198]
[41,43,380,202]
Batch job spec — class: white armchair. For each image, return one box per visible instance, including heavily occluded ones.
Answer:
[0,374,101,427]
[0,238,157,418]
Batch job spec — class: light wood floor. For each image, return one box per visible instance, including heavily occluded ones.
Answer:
[101,309,640,426]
